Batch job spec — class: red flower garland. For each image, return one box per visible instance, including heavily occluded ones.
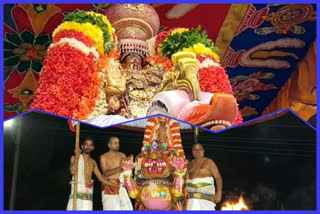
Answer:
[31,44,101,120]
[196,54,219,64]
[198,67,233,94]
[234,109,243,125]
[196,54,243,125]
[155,29,175,55]
[53,30,95,48]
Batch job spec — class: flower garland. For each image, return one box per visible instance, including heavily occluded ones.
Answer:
[31,10,117,120]
[64,10,114,53]
[51,37,100,60]
[197,56,233,94]
[53,21,105,54]
[31,44,100,120]
[196,55,243,125]
[183,43,220,62]
[154,27,242,125]
[156,27,220,62]
[53,30,95,48]
[86,50,120,119]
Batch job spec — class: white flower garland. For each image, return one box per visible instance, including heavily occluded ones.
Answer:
[50,37,100,61]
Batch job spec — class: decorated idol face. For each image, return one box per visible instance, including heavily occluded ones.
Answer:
[124,53,143,70]
[141,141,170,178]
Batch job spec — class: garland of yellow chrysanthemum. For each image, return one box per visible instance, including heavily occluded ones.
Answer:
[61,10,115,53]
[86,11,114,42]
[53,21,105,54]
[182,43,220,61]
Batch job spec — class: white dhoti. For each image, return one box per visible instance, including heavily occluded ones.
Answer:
[187,177,216,210]
[101,173,133,210]
[66,155,93,210]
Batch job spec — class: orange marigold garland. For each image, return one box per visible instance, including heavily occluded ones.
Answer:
[53,30,95,48]
[31,10,117,120]
[31,44,99,120]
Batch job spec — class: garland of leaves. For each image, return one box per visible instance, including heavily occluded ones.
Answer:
[64,10,114,53]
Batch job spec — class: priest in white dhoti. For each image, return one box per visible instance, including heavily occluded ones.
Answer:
[100,136,133,210]
[67,137,119,210]
[186,143,223,210]
[66,154,93,210]
[187,177,217,210]
[101,172,133,210]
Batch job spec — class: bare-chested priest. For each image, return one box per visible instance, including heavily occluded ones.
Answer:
[186,143,223,210]
[67,137,118,210]
[100,136,133,210]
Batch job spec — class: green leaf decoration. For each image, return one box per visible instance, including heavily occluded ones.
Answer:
[160,26,219,58]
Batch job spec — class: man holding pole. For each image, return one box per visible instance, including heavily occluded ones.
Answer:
[66,137,119,210]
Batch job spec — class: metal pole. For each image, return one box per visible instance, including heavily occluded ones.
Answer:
[9,117,22,210]
[194,127,199,144]
[73,123,80,210]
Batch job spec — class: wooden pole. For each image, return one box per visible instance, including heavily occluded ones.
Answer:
[73,123,80,210]
[194,127,199,144]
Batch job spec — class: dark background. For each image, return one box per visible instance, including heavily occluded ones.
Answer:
[3,111,316,210]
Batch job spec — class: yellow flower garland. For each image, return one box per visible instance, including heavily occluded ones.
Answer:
[182,43,220,62]
[86,11,114,43]
[52,21,104,53]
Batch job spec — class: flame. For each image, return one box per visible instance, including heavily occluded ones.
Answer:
[221,195,249,210]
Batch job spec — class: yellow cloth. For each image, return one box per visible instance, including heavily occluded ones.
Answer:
[262,40,316,121]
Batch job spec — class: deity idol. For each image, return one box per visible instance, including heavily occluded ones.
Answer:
[103,4,165,119]
[104,4,242,130]
[121,116,187,210]
[31,4,242,131]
